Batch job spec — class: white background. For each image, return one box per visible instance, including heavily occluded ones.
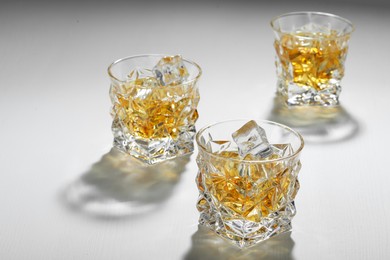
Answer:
[1,0,389,259]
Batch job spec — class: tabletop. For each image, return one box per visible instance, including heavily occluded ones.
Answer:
[1,0,390,259]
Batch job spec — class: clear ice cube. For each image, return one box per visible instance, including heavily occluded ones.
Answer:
[232,120,273,158]
[127,67,158,88]
[298,23,331,35]
[271,143,293,157]
[207,140,232,154]
[127,67,154,81]
[153,55,189,86]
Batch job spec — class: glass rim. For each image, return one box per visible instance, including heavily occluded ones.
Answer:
[270,11,355,37]
[196,119,305,164]
[107,54,202,87]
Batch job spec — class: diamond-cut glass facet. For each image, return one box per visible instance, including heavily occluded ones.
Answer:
[274,28,350,106]
[195,121,303,248]
[196,149,301,247]
[109,55,200,164]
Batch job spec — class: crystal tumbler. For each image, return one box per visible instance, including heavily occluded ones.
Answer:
[195,120,304,248]
[271,12,354,106]
[108,55,201,164]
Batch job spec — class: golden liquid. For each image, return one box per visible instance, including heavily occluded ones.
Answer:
[274,31,349,90]
[197,151,299,222]
[111,78,199,139]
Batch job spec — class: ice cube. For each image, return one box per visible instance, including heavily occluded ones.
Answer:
[153,55,189,86]
[232,120,273,158]
[127,67,154,81]
[207,140,232,154]
[298,23,331,35]
[127,67,158,88]
[135,77,159,88]
[271,143,293,157]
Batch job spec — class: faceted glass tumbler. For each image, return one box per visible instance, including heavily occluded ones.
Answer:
[195,120,304,248]
[108,55,201,164]
[271,12,354,106]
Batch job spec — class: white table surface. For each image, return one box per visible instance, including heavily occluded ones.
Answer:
[1,1,390,259]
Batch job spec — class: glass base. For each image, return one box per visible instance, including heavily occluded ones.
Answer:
[197,201,296,248]
[112,120,196,164]
[278,80,341,106]
[268,94,359,143]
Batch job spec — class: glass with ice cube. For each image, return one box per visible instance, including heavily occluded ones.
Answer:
[196,120,304,248]
[108,55,201,164]
[271,12,354,106]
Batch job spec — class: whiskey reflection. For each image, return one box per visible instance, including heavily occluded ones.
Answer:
[184,225,295,260]
[267,95,359,144]
[62,148,190,220]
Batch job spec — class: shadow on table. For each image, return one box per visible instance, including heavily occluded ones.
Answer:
[61,147,190,220]
[267,95,359,144]
[183,225,295,260]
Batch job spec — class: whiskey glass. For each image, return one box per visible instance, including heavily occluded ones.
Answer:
[108,55,201,164]
[195,120,304,248]
[271,12,354,106]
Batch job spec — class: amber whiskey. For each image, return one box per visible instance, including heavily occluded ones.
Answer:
[274,30,350,105]
[111,78,199,140]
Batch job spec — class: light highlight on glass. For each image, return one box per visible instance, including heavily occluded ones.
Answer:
[108,55,201,164]
[271,12,354,106]
[195,120,304,248]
